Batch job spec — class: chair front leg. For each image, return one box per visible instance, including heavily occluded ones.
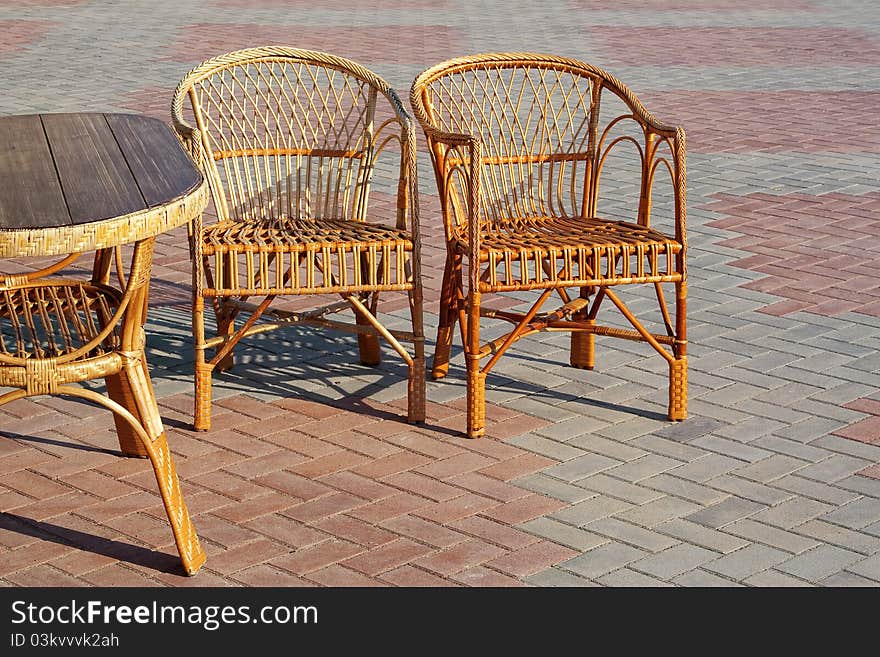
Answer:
[668,279,688,421]
[466,287,485,439]
[570,286,596,370]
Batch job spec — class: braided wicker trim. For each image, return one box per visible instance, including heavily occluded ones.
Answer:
[0,181,208,258]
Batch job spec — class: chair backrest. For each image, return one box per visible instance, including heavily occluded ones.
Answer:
[173,47,414,226]
[411,53,665,229]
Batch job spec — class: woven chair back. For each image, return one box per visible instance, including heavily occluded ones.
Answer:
[174,48,412,227]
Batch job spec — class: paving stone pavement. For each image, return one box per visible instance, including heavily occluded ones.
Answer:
[1,0,879,587]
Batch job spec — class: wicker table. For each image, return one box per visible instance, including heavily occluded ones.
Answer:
[0,112,208,575]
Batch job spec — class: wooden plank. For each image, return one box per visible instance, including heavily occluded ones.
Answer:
[107,114,202,208]
[41,113,145,224]
[0,115,70,229]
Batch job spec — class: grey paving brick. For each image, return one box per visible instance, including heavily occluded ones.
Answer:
[686,497,766,529]
[597,568,675,587]
[670,454,746,483]
[706,475,794,506]
[733,455,811,483]
[567,435,648,462]
[542,453,621,482]
[604,454,685,483]
[629,435,708,462]
[512,473,596,504]
[821,497,880,530]
[744,570,814,587]
[687,400,751,424]
[585,517,680,553]
[518,517,609,552]
[534,416,609,441]
[715,416,787,442]
[797,455,875,484]
[674,570,743,587]
[752,498,835,530]
[595,417,669,441]
[724,519,820,555]
[703,544,790,581]
[524,568,599,588]
[820,571,880,587]
[699,383,766,407]
[631,544,719,580]
[506,434,587,462]
[691,435,773,463]
[836,475,880,498]
[794,520,880,556]
[617,497,703,529]
[551,495,633,527]
[843,553,880,583]
[773,417,848,443]
[776,545,864,582]
[560,542,647,580]
[750,435,833,463]
[644,474,729,506]
[573,473,665,505]
[773,475,861,506]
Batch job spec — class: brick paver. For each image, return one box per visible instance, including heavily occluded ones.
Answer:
[1,0,879,588]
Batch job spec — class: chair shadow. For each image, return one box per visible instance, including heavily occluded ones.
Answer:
[0,429,121,456]
[0,512,187,576]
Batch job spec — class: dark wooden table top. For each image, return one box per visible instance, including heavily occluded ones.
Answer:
[0,112,205,257]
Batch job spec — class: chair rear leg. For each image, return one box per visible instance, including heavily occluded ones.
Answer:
[570,287,595,369]
[215,304,235,373]
[356,295,381,366]
[407,287,426,424]
[433,255,459,380]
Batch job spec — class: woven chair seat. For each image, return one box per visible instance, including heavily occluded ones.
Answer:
[468,216,678,255]
[455,216,681,289]
[202,217,413,254]
[0,281,122,360]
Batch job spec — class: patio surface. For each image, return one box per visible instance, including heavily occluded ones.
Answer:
[1,0,880,587]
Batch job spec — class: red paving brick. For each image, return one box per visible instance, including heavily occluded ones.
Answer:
[271,539,365,575]
[481,494,569,525]
[348,493,430,524]
[833,416,880,444]
[231,564,315,587]
[318,470,398,501]
[0,20,57,57]
[342,538,434,576]
[311,514,398,548]
[449,516,541,551]
[285,492,366,523]
[414,493,499,524]
[379,515,469,549]
[412,539,507,576]
[305,565,385,587]
[379,565,459,587]
[478,453,557,481]
[201,538,289,575]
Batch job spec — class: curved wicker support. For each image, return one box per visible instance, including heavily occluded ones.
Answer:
[411,53,688,438]
[172,47,426,431]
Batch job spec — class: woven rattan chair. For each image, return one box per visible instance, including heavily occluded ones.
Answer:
[410,53,687,439]
[172,47,426,431]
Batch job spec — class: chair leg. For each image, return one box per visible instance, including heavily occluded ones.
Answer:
[466,290,485,439]
[432,255,459,380]
[192,294,213,432]
[570,321,595,370]
[407,286,427,424]
[356,297,382,366]
[215,305,235,373]
[668,356,687,421]
[668,279,688,421]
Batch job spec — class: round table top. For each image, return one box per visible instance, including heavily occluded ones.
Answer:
[0,112,207,258]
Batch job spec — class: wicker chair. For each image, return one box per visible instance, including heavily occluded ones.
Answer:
[172,47,426,431]
[410,53,687,439]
